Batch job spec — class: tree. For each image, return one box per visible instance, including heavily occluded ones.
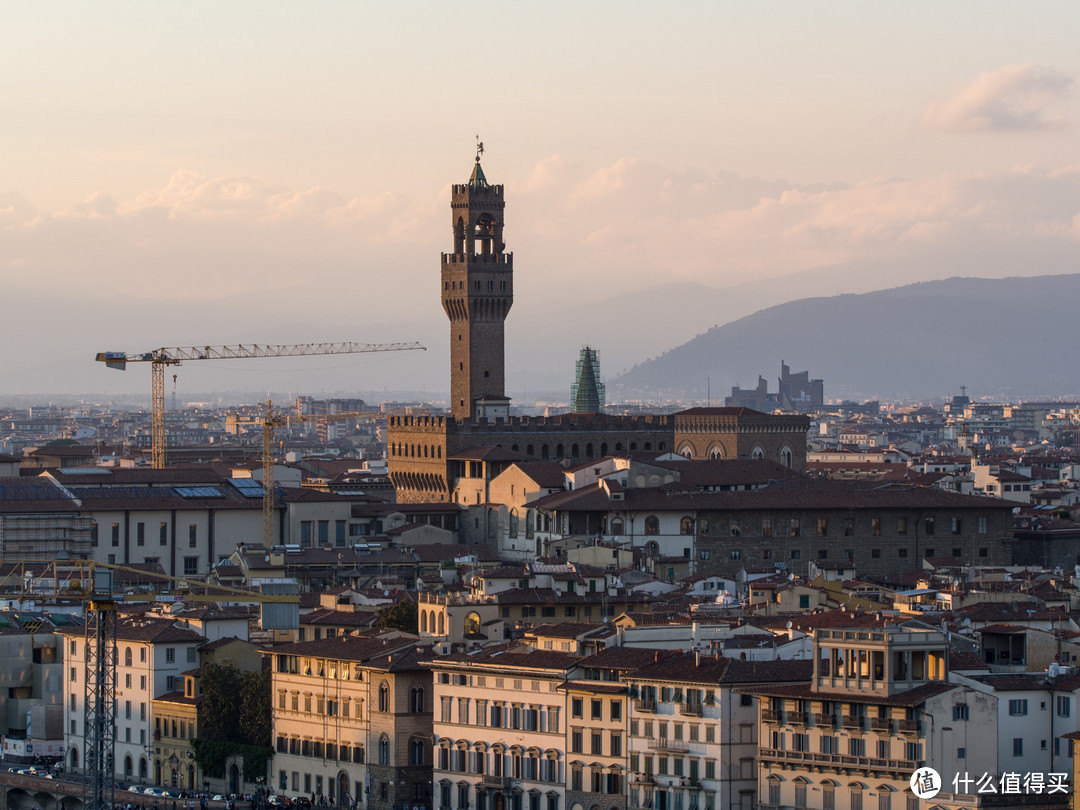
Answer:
[377,599,418,633]
[197,663,241,741]
[193,663,272,782]
[238,669,271,748]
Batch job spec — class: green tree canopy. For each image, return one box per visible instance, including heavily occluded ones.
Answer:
[377,599,417,633]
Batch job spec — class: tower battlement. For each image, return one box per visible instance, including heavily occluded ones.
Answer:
[440,252,513,267]
[451,183,504,197]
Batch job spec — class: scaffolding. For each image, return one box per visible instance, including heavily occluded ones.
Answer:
[570,346,605,414]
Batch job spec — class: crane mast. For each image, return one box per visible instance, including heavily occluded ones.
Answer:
[0,561,299,810]
[231,402,429,548]
[95,341,426,468]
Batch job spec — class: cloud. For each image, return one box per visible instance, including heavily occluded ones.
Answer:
[920,64,1074,132]
[3,160,1080,313]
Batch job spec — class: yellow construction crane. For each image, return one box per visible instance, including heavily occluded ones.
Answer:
[230,402,430,547]
[0,559,299,810]
[95,342,426,468]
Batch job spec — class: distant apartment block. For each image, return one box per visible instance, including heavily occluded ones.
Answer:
[726,362,823,413]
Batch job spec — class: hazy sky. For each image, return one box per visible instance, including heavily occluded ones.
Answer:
[3,2,1080,398]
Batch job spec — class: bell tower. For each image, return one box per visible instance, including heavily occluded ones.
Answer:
[441,148,514,420]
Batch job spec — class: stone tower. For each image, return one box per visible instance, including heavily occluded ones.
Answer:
[441,155,514,420]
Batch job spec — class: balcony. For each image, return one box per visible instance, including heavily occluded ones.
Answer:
[480,775,510,790]
[870,717,892,733]
[680,701,703,717]
[633,698,657,714]
[842,715,866,731]
[762,709,785,724]
[897,719,924,735]
[759,747,917,775]
[647,739,691,754]
[814,713,839,729]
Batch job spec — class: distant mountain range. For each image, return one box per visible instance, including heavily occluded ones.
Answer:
[609,273,1080,402]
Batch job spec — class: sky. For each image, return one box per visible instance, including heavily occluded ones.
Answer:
[2,2,1080,400]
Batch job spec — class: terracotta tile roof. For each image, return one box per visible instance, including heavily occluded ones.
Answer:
[579,647,681,671]
[970,674,1049,691]
[526,622,610,640]
[198,636,248,652]
[948,651,986,671]
[675,407,767,418]
[529,476,1011,514]
[717,658,815,684]
[411,544,501,563]
[58,616,205,644]
[154,690,203,706]
[302,609,380,627]
[748,680,956,706]
[508,462,569,489]
[264,632,415,662]
[427,642,582,672]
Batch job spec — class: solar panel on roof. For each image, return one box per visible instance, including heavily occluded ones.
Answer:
[70,486,175,499]
[57,467,110,476]
[0,483,72,500]
[175,486,224,498]
[227,478,265,497]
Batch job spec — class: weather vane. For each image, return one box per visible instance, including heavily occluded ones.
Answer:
[476,135,484,161]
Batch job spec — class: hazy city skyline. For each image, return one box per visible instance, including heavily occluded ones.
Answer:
[3,2,1080,397]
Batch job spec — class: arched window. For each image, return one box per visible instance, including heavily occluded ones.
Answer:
[464,611,481,636]
[124,755,133,777]
[378,682,389,713]
[680,516,694,535]
[541,444,550,459]
[379,735,390,766]
[571,444,580,458]
[610,518,624,535]
[678,444,694,459]
[411,687,425,713]
[752,446,765,460]
[438,612,446,636]
[585,443,594,457]
[509,509,519,538]
[420,611,428,633]
[780,446,793,468]
[556,444,565,458]
[709,446,723,460]
[644,516,660,536]
[124,648,132,667]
